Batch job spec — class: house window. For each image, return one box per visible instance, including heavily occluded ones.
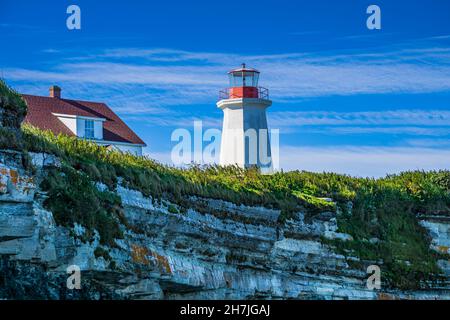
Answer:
[85,120,95,139]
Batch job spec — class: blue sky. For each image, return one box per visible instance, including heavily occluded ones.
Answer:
[1,0,450,177]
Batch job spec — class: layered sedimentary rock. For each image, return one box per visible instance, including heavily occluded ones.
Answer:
[420,217,450,277]
[0,150,449,300]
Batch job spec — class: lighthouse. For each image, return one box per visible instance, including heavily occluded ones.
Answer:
[217,64,273,172]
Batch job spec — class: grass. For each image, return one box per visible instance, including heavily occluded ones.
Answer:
[20,124,328,218]
[292,190,336,213]
[19,125,450,219]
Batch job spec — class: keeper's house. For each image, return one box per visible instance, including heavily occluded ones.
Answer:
[22,85,146,156]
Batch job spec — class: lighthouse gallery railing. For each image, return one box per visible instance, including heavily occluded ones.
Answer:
[218,87,269,100]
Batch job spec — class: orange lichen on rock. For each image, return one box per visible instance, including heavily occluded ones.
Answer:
[437,246,450,254]
[377,292,400,300]
[0,167,10,193]
[0,165,35,198]
[149,250,172,274]
[0,167,18,184]
[9,169,18,184]
[131,244,151,265]
[130,244,172,274]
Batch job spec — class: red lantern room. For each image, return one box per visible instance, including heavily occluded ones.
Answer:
[219,64,269,100]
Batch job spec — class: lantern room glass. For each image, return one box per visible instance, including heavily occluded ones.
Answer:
[229,71,259,87]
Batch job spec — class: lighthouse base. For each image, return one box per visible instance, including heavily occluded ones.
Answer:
[217,98,273,173]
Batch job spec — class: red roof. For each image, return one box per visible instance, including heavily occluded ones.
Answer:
[22,94,146,146]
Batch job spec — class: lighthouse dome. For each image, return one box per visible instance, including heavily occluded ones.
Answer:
[228,63,260,87]
[220,63,268,99]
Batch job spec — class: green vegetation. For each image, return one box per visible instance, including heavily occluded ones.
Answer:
[0,126,23,150]
[0,80,27,150]
[0,79,27,129]
[94,247,112,261]
[19,125,450,223]
[20,124,326,219]
[167,204,179,214]
[292,190,336,213]
[40,165,125,246]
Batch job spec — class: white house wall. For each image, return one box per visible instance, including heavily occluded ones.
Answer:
[57,117,77,135]
[55,114,142,156]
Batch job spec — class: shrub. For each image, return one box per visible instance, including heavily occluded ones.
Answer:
[94,247,111,261]
[0,126,23,150]
[40,166,124,246]
[0,79,27,128]
[167,204,179,214]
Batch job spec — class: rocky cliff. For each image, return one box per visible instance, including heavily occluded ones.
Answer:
[1,149,449,300]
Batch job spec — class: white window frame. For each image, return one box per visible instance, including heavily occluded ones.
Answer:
[85,119,95,139]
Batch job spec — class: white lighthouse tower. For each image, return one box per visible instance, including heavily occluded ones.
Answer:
[217,64,273,172]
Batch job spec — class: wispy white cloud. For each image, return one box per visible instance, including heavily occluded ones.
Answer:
[429,35,450,40]
[4,45,450,109]
[279,146,450,177]
[267,109,450,137]
[405,138,450,148]
[269,110,450,127]
[124,115,221,128]
[314,126,450,136]
[129,110,450,136]
[5,45,450,163]
[0,23,39,30]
